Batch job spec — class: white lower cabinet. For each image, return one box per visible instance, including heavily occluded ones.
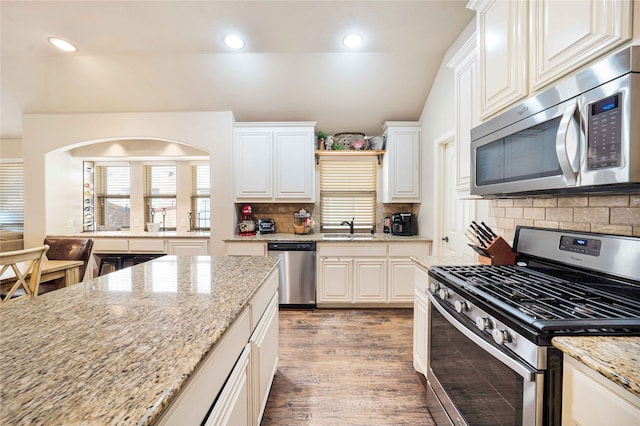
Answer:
[167,239,209,255]
[226,242,267,256]
[413,266,429,376]
[562,355,640,426]
[204,344,252,426]
[250,294,279,425]
[317,242,431,307]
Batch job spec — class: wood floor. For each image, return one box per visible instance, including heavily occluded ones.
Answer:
[261,308,435,426]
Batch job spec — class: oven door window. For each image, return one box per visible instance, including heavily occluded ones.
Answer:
[430,305,526,425]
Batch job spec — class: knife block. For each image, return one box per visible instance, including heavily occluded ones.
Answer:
[477,236,516,266]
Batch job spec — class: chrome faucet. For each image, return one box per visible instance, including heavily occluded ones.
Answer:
[341,218,355,234]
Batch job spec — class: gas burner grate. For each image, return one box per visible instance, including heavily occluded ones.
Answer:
[430,265,640,327]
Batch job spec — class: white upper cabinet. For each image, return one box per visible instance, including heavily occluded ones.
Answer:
[529,0,633,91]
[447,33,478,192]
[234,123,316,202]
[469,0,633,118]
[381,122,421,203]
[470,0,528,120]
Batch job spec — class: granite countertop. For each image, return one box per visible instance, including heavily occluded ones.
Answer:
[552,336,640,398]
[224,232,433,243]
[0,255,279,425]
[50,231,211,238]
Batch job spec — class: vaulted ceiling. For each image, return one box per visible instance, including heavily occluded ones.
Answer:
[0,1,474,140]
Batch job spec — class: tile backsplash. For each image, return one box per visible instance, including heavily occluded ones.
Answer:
[490,194,640,240]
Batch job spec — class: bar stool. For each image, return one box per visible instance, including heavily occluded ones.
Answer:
[98,255,125,276]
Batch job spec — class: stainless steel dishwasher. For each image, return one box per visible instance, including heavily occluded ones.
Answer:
[267,242,316,307]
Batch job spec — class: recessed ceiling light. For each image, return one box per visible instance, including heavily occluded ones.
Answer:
[343,33,363,49]
[48,37,77,52]
[224,35,245,49]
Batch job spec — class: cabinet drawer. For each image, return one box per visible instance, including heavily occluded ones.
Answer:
[93,238,129,252]
[227,242,266,256]
[129,239,165,253]
[388,242,431,257]
[318,244,387,257]
[250,270,278,331]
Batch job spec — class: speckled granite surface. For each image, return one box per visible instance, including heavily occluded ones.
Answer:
[412,255,479,269]
[553,336,640,398]
[225,232,433,243]
[49,231,210,238]
[0,255,279,425]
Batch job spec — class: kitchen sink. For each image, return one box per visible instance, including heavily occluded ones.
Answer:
[322,233,375,241]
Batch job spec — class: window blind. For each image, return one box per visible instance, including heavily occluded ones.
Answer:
[95,165,130,228]
[191,165,210,230]
[144,165,177,228]
[319,159,377,231]
[0,163,24,229]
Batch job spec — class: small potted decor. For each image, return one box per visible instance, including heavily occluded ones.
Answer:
[315,130,329,150]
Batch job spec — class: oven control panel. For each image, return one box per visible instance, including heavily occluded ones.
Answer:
[559,236,601,257]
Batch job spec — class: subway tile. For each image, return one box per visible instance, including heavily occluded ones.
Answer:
[533,198,557,207]
[523,207,545,220]
[588,195,629,207]
[633,226,640,237]
[559,222,590,232]
[545,207,573,222]
[558,197,588,207]
[496,217,515,230]
[513,198,533,207]
[573,207,609,224]
[630,194,640,207]
[491,207,506,218]
[505,207,523,219]
[495,199,514,207]
[591,224,633,236]
[513,219,534,229]
[533,220,559,229]
[610,208,640,226]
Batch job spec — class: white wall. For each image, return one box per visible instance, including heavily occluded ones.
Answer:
[418,20,476,241]
[21,111,234,255]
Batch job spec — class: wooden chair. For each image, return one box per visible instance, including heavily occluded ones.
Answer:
[0,245,49,303]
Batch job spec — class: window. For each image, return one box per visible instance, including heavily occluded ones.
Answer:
[144,165,177,229]
[319,159,377,232]
[0,163,24,230]
[191,165,210,230]
[95,165,130,230]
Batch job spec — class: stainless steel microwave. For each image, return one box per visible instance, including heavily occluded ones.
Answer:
[470,45,640,197]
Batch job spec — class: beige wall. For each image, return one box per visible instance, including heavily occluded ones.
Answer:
[0,139,21,159]
[21,111,234,255]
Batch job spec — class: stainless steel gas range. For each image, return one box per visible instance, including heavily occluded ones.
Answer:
[425,226,640,426]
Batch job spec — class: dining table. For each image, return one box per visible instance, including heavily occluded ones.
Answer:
[0,258,84,291]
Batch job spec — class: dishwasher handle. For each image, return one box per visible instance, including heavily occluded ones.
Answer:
[268,242,316,251]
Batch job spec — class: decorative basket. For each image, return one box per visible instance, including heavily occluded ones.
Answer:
[331,132,368,150]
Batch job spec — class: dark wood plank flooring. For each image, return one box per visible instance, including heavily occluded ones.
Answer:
[261,308,434,425]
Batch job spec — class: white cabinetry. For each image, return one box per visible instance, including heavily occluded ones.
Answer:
[250,294,279,424]
[562,355,640,426]
[529,0,633,91]
[226,242,266,256]
[234,123,316,202]
[204,344,252,426]
[447,32,479,192]
[167,239,209,255]
[470,0,527,120]
[381,122,421,202]
[468,0,633,118]
[413,265,429,376]
[317,242,431,307]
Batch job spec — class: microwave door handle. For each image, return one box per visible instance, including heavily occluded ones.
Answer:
[555,100,580,186]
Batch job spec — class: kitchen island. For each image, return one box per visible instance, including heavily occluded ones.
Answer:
[0,255,279,425]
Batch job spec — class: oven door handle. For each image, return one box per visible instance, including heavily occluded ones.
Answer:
[428,292,536,381]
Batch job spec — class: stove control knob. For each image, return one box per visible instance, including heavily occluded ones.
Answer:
[454,300,468,313]
[438,288,450,300]
[475,317,491,331]
[429,283,440,293]
[492,329,512,345]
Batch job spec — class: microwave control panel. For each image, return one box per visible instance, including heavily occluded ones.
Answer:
[587,93,622,170]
